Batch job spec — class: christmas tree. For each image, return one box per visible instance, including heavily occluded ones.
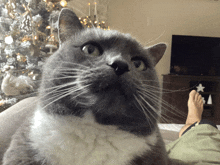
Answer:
[0,0,69,111]
[0,0,109,112]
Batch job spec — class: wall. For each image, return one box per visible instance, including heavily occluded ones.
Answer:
[107,0,220,81]
[67,0,109,22]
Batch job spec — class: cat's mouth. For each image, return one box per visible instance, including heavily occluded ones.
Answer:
[91,79,132,97]
[79,66,137,100]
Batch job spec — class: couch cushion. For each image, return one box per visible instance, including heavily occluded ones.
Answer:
[0,97,37,163]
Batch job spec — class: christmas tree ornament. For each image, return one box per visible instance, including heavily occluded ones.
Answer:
[28,69,41,80]
[6,57,16,66]
[0,100,5,106]
[46,2,54,12]
[0,63,6,69]
[1,8,10,18]
[46,16,58,54]
[60,0,67,7]
[1,69,36,96]
[20,12,33,32]
[16,53,27,62]
[5,35,13,44]
[46,33,58,55]
[4,46,15,56]
[19,41,32,56]
[196,83,205,92]
[33,34,38,41]
[21,40,32,48]
[2,65,14,72]
[22,35,32,42]
[45,33,57,48]
[32,14,43,27]
[5,0,17,19]
[10,20,19,32]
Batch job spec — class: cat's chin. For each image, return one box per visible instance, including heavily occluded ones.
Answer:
[92,83,135,105]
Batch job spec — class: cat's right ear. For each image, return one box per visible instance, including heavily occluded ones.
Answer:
[58,8,83,46]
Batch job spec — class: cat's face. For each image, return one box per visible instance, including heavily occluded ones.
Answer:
[40,9,166,136]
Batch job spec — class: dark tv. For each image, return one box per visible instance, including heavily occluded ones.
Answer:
[170,35,220,76]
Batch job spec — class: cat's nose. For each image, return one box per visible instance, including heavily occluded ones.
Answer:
[109,60,130,76]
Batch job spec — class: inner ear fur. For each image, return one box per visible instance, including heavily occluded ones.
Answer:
[145,43,167,66]
[58,8,83,45]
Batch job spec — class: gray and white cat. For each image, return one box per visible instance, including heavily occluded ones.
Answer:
[3,8,176,165]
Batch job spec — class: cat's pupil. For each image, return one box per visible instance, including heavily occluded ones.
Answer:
[87,45,95,54]
[133,60,142,68]
[132,59,147,71]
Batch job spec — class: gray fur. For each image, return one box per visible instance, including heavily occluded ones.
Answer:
[2,8,183,165]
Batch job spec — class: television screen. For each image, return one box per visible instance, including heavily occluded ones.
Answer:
[170,35,220,76]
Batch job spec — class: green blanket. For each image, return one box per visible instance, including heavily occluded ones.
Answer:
[166,124,220,164]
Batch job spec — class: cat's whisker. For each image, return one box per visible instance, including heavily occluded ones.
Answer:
[57,65,101,73]
[141,84,187,93]
[138,94,167,125]
[139,89,186,118]
[133,94,153,129]
[137,89,186,121]
[33,76,78,83]
[134,95,158,131]
[146,25,167,45]
[40,84,92,110]
[42,79,90,95]
[136,91,170,123]
[69,5,89,20]
[56,67,87,71]
[142,84,194,94]
[141,84,164,92]
[41,87,79,104]
[58,70,95,76]
[137,93,160,119]
[38,81,90,101]
[142,80,200,93]
[58,62,90,69]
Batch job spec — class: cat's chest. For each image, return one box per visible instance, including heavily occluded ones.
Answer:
[29,109,158,165]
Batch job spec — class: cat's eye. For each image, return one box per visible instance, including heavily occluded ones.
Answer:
[82,44,100,56]
[132,59,147,71]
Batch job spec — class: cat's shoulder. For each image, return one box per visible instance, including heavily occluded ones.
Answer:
[2,115,42,165]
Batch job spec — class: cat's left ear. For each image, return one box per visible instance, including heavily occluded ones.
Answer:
[145,43,167,66]
[58,8,84,45]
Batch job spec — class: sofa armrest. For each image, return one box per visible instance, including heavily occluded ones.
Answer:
[0,97,37,163]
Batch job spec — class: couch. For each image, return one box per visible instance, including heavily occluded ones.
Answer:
[0,97,180,163]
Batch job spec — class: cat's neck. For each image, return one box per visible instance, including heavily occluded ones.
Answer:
[29,108,159,165]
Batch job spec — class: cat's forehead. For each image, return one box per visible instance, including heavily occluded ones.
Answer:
[72,28,142,49]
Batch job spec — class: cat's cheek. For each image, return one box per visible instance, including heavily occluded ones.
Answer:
[80,66,116,91]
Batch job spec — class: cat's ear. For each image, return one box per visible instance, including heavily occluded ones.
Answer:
[145,43,167,66]
[58,8,83,45]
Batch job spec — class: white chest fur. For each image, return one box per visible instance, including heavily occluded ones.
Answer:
[29,109,158,165]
